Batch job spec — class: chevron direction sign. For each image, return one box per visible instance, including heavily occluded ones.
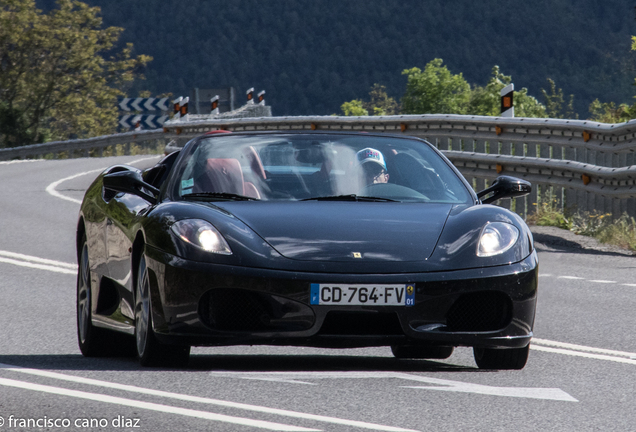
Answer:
[118,97,170,112]
[119,114,169,129]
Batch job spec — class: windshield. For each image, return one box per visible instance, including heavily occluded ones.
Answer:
[172,133,473,204]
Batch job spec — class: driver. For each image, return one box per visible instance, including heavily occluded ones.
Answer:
[356,147,389,185]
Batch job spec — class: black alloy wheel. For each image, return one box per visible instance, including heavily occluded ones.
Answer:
[135,253,190,367]
[77,236,136,356]
[77,238,107,356]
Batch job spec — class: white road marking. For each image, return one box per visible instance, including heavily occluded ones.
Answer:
[532,338,636,359]
[45,169,103,204]
[0,364,418,432]
[532,346,636,365]
[240,377,317,385]
[402,383,577,401]
[0,377,317,431]
[0,257,75,275]
[542,275,633,287]
[208,371,576,402]
[45,155,162,204]
[0,250,76,269]
[0,251,75,275]
[0,159,42,165]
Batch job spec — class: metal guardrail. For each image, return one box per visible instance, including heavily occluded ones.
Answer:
[0,129,167,160]
[3,114,636,218]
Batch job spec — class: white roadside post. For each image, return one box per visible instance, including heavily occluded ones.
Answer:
[500,83,514,117]
[179,96,190,118]
[211,95,220,115]
[172,96,183,119]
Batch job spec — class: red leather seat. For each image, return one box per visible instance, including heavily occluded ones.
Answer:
[195,158,261,199]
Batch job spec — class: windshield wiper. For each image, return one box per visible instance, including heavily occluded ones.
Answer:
[182,192,259,201]
[301,194,397,202]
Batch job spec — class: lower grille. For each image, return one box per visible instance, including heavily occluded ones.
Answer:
[445,291,512,332]
[319,311,404,336]
[199,288,314,332]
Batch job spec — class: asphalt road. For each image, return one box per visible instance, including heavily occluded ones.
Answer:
[0,156,635,432]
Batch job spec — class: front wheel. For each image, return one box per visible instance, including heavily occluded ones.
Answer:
[473,345,529,370]
[135,253,190,367]
[77,239,107,356]
[77,237,134,357]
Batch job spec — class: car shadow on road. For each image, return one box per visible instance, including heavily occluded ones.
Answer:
[187,354,478,372]
[0,354,483,373]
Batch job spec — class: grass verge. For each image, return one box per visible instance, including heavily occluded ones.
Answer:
[527,196,636,251]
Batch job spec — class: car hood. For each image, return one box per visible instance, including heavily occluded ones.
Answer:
[214,202,452,262]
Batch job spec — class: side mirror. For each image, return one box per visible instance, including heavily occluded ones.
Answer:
[477,175,531,204]
[103,169,160,204]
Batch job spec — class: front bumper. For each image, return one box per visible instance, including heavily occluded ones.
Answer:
[145,246,538,349]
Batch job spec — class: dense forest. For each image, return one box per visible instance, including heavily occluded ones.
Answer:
[35,0,636,117]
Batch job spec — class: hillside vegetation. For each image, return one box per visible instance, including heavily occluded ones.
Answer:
[35,0,636,118]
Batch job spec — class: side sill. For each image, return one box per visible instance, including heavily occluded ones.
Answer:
[92,315,135,335]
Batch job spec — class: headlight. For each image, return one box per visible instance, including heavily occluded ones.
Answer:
[171,219,232,255]
[477,222,519,257]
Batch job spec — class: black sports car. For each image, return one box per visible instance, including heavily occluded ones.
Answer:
[76,131,537,369]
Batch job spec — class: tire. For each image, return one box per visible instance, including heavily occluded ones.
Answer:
[77,236,135,357]
[391,345,454,359]
[473,344,530,370]
[135,253,190,367]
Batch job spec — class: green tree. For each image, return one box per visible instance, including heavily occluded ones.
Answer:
[340,99,368,116]
[341,84,398,116]
[401,59,471,115]
[0,0,151,147]
[364,84,398,115]
[586,36,636,123]
[588,100,636,123]
[541,78,577,119]
[467,66,546,118]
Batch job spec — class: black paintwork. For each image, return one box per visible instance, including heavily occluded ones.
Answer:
[77,132,538,351]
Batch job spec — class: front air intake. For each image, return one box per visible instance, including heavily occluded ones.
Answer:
[318,311,404,336]
[445,291,512,332]
[199,288,314,332]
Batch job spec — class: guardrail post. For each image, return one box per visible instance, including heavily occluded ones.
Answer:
[512,141,526,218]
[627,151,635,219]
[524,141,538,216]
[575,145,588,213]
[464,138,475,153]
[563,146,576,214]
[498,140,512,211]
[473,139,486,197]
[537,143,552,214]
[617,152,629,217]
[451,137,462,152]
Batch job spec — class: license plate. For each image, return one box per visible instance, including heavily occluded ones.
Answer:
[310,284,415,306]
